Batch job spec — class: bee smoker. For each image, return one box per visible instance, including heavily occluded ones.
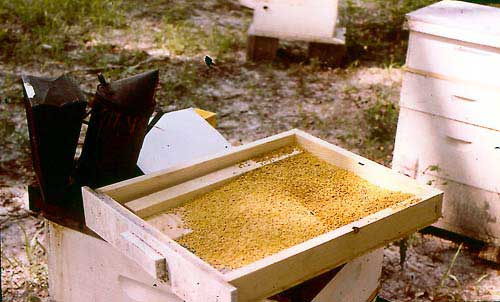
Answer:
[22,74,87,218]
[77,70,159,188]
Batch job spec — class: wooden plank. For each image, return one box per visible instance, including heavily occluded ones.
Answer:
[406,31,500,88]
[82,187,238,302]
[394,167,500,245]
[98,130,296,203]
[312,248,383,302]
[247,34,279,61]
[403,67,500,94]
[46,221,182,302]
[225,193,442,302]
[248,25,345,45]
[406,1,500,49]
[137,108,230,175]
[392,108,500,193]
[194,108,217,127]
[400,71,500,131]
[126,149,302,218]
[294,129,439,196]
[118,231,167,280]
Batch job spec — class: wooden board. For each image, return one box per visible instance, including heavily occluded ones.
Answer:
[83,188,238,302]
[406,31,500,88]
[393,108,500,193]
[84,129,443,302]
[312,248,383,302]
[248,25,345,45]
[393,163,500,246]
[99,131,296,203]
[247,35,279,61]
[400,70,500,131]
[46,221,184,302]
[137,108,230,174]
[194,108,217,128]
[127,149,302,218]
[407,1,500,49]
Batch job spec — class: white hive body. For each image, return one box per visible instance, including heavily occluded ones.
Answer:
[241,0,339,42]
[393,1,500,244]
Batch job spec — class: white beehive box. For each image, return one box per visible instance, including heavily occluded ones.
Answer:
[393,1,500,244]
[240,0,342,43]
[83,129,442,302]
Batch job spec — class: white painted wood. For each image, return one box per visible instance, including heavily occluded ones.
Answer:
[85,130,442,302]
[395,2,500,243]
[46,221,182,302]
[243,0,342,43]
[393,108,500,193]
[138,108,230,174]
[407,1,500,49]
[294,130,438,196]
[47,221,381,302]
[82,188,238,302]
[400,71,500,130]
[248,25,345,45]
[118,231,167,280]
[406,31,500,88]
[226,193,441,302]
[312,248,383,302]
[402,173,500,246]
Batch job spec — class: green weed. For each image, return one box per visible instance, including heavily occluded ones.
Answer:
[1,224,48,300]
[0,101,30,162]
[434,243,464,301]
[154,15,241,58]
[0,0,127,62]
[341,0,439,64]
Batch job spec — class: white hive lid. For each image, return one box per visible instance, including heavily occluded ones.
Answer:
[138,108,231,174]
[406,1,500,48]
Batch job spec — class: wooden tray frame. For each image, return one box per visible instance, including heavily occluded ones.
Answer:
[83,129,443,302]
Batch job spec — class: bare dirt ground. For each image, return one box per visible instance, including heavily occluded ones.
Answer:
[1,1,499,301]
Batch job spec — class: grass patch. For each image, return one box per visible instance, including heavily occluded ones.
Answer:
[0,103,30,163]
[341,0,439,64]
[154,16,242,59]
[0,0,127,62]
[1,224,48,301]
[361,85,400,163]
[364,98,399,144]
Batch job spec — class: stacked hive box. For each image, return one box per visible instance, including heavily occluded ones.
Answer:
[393,1,500,244]
[240,0,346,64]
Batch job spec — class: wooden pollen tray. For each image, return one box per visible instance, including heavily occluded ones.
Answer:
[82,129,443,302]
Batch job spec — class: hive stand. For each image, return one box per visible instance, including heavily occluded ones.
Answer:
[46,109,387,302]
[47,222,383,302]
[241,0,346,65]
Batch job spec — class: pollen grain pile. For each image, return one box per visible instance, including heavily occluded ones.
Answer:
[148,146,417,271]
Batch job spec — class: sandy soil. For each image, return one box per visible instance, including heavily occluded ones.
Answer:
[1,0,499,301]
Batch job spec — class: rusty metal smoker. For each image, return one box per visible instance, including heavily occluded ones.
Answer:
[22,74,88,221]
[77,70,159,188]
[23,70,159,223]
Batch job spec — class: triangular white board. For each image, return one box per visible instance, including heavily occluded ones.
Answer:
[138,108,231,174]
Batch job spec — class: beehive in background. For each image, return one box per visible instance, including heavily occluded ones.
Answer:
[240,0,339,42]
[393,1,500,244]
